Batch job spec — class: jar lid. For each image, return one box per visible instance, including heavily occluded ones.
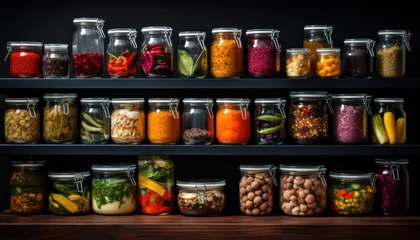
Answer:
[148,98,179,103]
[373,98,404,103]
[316,48,341,53]
[344,39,374,46]
[81,97,110,104]
[289,91,328,98]
[240,164,276,171]
[304,25,333,30]
[286,48,310,54]
[44,93,77,99]
[108,28,137,36]
[212,28,241,34]
[48,171,90,179]
[375,158,409,165]
[12,160,45,167]
[177,179,226,187]
[245,29,279,36]
[216,98,250,104]
[254,98,286,104]
[331,94,367,100]
[73,17,105,24]
[91,163,136,172]
[5,98,39,103]
[279,164,324,172]
[329,171,373,180]
[179,31,206,38]
[7,41,43,50]
[183,98,213,103]
[111,98,145,104]
[44,44,68,51]
[141,26,172,34]
[378,30,406,35]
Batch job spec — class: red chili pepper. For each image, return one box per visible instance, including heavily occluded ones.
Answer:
[336,190,347,197]
[343,192,354,199]
[121,51,130,58]
[151,49,164,55]
[151,45,165,51]
[73,53,103,77]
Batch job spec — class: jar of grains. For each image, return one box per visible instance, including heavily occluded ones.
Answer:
[148,98,181,144]
[5,98,40,144]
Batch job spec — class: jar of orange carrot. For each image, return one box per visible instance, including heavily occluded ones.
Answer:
[148,98,181,144]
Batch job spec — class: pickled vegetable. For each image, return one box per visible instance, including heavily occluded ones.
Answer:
[80,112,109,143]
[316,54,341,78]
[49,183,91,215]
[43,105,77,143]
[330,182,374,215]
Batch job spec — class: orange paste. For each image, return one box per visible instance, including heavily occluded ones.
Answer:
[211,33,243,78]
[216,107,250,144]
[148,110,180,144]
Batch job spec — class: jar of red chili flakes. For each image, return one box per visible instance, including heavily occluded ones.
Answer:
[4,41,43,78]
[289,92,333,144]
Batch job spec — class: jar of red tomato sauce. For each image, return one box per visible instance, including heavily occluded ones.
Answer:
[216,98,251,144]
[4,41,43,78]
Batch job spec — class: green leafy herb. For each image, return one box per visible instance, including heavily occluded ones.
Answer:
[139,160,174,186]
[178,50,194,76]
[92,179,135,209]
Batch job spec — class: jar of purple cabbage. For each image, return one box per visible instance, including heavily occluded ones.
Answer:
[331,94,372,144]
[375,159,409,215]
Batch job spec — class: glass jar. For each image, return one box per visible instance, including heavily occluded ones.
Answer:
[245,29,281,77]
[303,25,333,77]
[376,30,412,78]
[182,98,214,145]
[254,98,287,145]
[177,179,226,216]
[316,48,341,78]
[111,98,145,144]
[343,39,375,78]
[216,98,251,144]
[279,164,327,216]
[138,156,174,215]
[80,98,111,144]
[178,31,207,78]
[239,164,277,215]
[331,94,372,144]
[43,44,69,78]
[43,93,78,144]
[10,160,46,215]
[72,17,105,78]
[107,28,138,78]
[5,98,40,144]
[375,159,409,215]
[4,41,42,78]
[140,26,173,77]
[148,98,180,144]
[92,163,137,215]
[285,48,310,78]
[371,98,406,145]
[329,171,378,216]
[289,92,332,144]
[48,171,91,215]
[211,28,243,78]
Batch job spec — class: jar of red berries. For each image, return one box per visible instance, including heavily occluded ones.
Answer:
[4,41,43,78]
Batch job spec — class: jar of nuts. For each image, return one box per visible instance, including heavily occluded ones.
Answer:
[239,164,277,215]
[5,98,40,144]
[285,48,310,78]
[279,164,327,216]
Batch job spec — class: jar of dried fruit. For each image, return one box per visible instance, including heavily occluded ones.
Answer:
[285,48,310,78]
[211,28,243,78]
[43,44,69,78]
[216,98,251,144]
[254,98,287,145]
[178,31,207,78]
[303,25,333,77]
[111,98,145,144]
[80,98,111,144]
[148,98,180,144]
[316,48,341,78]
[107,28,138,78]
[182,98,214,145]
[5,98,40,144]
[4,41,42,78]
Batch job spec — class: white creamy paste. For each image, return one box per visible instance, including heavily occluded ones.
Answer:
[92,196,136,215]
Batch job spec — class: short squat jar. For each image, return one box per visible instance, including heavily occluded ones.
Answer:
[5,98,40,144]
[316,48,341,78]
[343,39,375,78]
[178,31,207,78]
[43,44,69,78]
[216,98,251,144]
[254,98,287,145]
[80,98,111,144]
[107,28,138,78]
[182,98,214,145]
[111,98,146,144]
[4,41,42,78]
[148,98,181,144]
[211,28,243,78]
[285,48,310,78]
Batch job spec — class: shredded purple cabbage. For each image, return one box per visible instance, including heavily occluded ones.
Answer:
[333,104,366,144]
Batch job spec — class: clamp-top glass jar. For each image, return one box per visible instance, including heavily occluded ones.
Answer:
[72,17,105,78]
[254,98,287,145]
[148,98,180,144]
[107,28,138,78]
[303,25,333,77]
[43,44,69,78]
[4,41,42,78]
[111,98,146,144]
[245,29,281,77]
[316,48,341,78]
[211,28,243,78]
[80,98,111,144]
[216,98,251,144]
[285,48,310,78]
[178,31,207,78]
[343,39,375,78]
[140,26,173,77]
[5,98,40,144]
[182,98,214,145]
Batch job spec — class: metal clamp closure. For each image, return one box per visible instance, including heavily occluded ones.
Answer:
[129,30,138,49]
[367,40,376,57]
[318,167,328,187]
[324,27,333,45]
[96,20,105,39]
[74,174,84,193]
[326,94,334,114]
[269,167,278,186]
[233,29,242,48]
[126,168,137,186]
[239,99,249,120]
[403,31,412,52]
[195,184,206,204]
[271,30,281,51]
[197,33,206,51]
[170,99,179,119]
[164,29,173,48]
[206,100,214,119]
[101,98,111,118]
[363,95,372,115]
[60,95,71,115]
[277,99,287,119]
[391,162,400,181]
[27,99,37,118]
[4,43,12,61]
[371,174,379,193]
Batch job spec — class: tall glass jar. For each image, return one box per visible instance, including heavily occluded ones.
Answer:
[375,159,409,215]
[285,48,310,78]
[148,98,180,144]
[10,160,46,215]
[178,31,207,78]
[216,98,250,144]
[239,164,277,215]
[72,17,105,78]
[343,39,375,78]
[140,26,173,77]
[376,30,411,78]
[303,25,333,77]
[5,98,40,144]
[80,98,111,144]
[107,28,138,78]
[279,164,327,216]
[138,156,174,215]
[43,93,78,144]
[211,28,243,78]
[4,41,42,78]
[371,98,406,145]
[43,44,69,78]
[245,29,281,77]
[316,48,341,78]
[254,98,286,145]
[111,98,145,144]
[182,98,214,145]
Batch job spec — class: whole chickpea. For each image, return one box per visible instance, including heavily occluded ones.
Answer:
[292,206,300,216]
[246,200,253,209]
[284,183,293,190]
[251,181,260,190]
[261,185,269,193]
[303,179,313,189]
[262,193,269,200]
[252,208,260,215]
[255,190,263,196]
[247,177,254,184]
[246,185,253,192]
[299,204,308,213]
[240,187,247,196]
[259,203,268,211]
[305,194,315,204]
[253,196,263,206]
[247,192,256,201]
[286,176,294,183]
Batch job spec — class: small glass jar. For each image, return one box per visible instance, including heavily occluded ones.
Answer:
[10,160,46,215]
[80,98,111,144]
[372,98,406,145]
[72,18,105,78]
[211,28,243,78]
[4,41,42,78]
[303,25,333,77]
[329,171,378,216]
[111,98,145,144]
[239,164,277,215]
[48,171,91,215]
[316,48,341,78]
[279,164,327,216]
[182,98,214,145]
[138,156,174,215]
[43,93,78,144]
[140,26,173,77]
[178,31,207,78]
[343,39,375,78]
[107,28,138,78]
[43,44,69,78]
[216,98,251,144]
[375,159,409,215]
[5,98,40,144]
[92,163,137,215]
[289,92,332,144]
[177,179,226,216]
[331,94,372,144]
[254,98,287,145]
[376,30,412,78]
[285,48,310,78]
[148,98,180,144]
[245,29,281,77]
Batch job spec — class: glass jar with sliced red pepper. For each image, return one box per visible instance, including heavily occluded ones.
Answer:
[140,26,173,77]
[107,28,138,78]
[4,41,42,78]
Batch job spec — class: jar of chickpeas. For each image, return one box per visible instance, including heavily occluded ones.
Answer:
[316,48,341,78]
[286,48,310,78]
